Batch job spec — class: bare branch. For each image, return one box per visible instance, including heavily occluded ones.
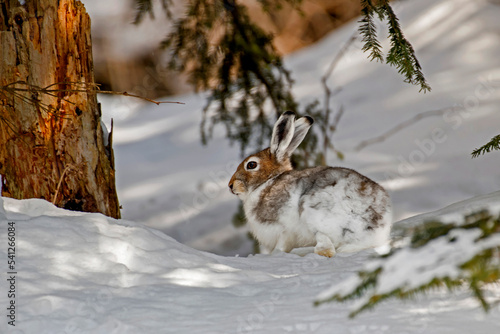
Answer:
[331,105,344,133]
[316,31,357,164]
[1,81,185,106]
[97,90,184,105]
[321,31,357,116]
[323,31,359,85]
[52,164,74,205]
[355,107,454,151]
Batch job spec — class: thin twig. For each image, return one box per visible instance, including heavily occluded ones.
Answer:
[52,164,74,205]
[355,107,455,151]
[331,105,344,133]
[97,90,185,105]
[318,31,357,164]
[44,81,95,89]
[1,81,185,105]
[323,30,359,84]
[321,31,357,115]
[0,114,19,137]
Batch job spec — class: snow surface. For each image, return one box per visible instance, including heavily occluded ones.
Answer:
[94,0,500,256]
[1,195,499,333]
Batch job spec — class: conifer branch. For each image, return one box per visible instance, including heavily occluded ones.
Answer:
[359,0,431,92]
[133,0,154,24]
[133,0,172,24]
[359,0,383,62]
[471,134,500,158]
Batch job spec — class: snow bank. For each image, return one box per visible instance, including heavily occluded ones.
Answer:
[393,190,500,236]
[0,196,5,219]
[1,195,500,333]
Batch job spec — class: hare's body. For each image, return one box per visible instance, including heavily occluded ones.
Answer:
[229,111,392,257]
[243,166,391,255]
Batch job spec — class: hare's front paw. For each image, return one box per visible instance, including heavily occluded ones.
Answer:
[271,234,294,254]
[314,232,336,258]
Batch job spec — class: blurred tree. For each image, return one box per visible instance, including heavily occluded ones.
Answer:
[134,0,430,162]
[161,0,300,155]
[0,0,121,218]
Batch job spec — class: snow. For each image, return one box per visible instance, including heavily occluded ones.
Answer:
[92,0,500,256]
[1,195,500,333]
[393,190,500,236]
[1,0,500,332]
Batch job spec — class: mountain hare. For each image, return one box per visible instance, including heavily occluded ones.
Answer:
[228,111,392,257]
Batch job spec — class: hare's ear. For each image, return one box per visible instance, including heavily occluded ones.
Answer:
[285,116,314,155]
[270,111,295,162]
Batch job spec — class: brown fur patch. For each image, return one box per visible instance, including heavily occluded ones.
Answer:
[228,148,292,195]
[298,198,306,216]
[363,205,384,230]
[254,171,295,224]
[315,248,335,257]
[358,180,376,197]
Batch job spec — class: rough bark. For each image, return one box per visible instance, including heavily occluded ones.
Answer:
[0,0,120,218]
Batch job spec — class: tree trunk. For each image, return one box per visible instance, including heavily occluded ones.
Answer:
[0,0,120,218]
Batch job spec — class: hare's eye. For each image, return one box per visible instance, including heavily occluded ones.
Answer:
[246,161,258,170]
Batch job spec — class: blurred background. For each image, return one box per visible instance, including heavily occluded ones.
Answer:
[81,0,500,256]
[85,0,362,99]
